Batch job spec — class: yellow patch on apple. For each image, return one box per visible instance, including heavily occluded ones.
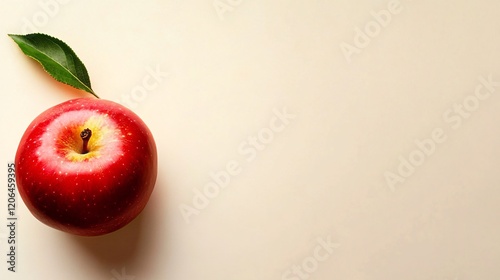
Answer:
[63,115,118,162]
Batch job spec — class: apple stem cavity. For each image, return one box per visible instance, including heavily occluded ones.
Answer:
[80,128,92,154]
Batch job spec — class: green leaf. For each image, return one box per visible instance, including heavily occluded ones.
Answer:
[8,33,98,98]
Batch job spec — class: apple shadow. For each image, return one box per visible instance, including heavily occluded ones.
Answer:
[28,54,168,274]
[64,174,167,275]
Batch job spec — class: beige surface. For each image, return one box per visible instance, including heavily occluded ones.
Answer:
[1,1,500,279]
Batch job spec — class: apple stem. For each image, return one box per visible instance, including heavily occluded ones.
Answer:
[80,128,92,154]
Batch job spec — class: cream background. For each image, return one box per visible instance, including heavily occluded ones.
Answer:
[1,0,500,279]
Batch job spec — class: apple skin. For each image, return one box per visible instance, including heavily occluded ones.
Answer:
[15,97,157,236]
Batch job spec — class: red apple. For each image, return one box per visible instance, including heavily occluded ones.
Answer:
[15,97,157,236]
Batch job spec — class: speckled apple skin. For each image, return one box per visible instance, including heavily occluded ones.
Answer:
[15,98,157,236]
